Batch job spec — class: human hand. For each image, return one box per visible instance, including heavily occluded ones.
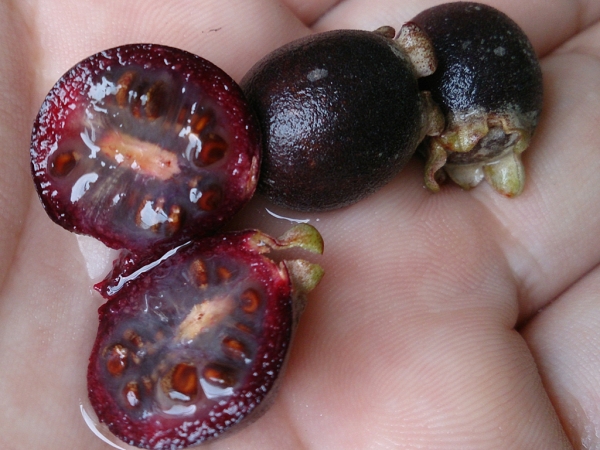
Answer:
[1,0,598,449]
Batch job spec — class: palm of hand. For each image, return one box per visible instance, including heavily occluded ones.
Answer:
[1,1,599,449]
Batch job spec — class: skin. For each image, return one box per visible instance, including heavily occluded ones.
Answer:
[0,0,599,448]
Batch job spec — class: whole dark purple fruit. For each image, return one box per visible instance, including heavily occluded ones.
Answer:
[242,27,443,211]
[88,224,324,449]
[30,44,260,253]
[412,2,543,196]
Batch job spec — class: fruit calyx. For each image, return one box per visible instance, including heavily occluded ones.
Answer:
[249,223,325,313]
[378,24,446,148]
[411,2,543,196]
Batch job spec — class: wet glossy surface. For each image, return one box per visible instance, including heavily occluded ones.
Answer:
[31,44,260,253]
[88,230,293,449]
[413,2,543,118]
[242,29,424,211]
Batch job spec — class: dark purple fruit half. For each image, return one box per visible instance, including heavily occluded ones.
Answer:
[242,28,440,212]
[87,225,324,449]
[412,2,543,196]
[30,44,260,253]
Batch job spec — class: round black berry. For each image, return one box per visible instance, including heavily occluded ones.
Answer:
[412,2,543,196]
[242,28,441,211]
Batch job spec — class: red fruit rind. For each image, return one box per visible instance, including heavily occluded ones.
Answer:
[87,225,323,449]
[30,44,261,253]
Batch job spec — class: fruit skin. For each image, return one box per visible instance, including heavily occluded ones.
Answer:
[242,29,438,212]
[412,2,543,196]
[30,44,260,253]
[87,225,324,449]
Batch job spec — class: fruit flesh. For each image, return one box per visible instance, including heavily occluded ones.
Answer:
[412,2,543,196]
[29,42,326,450]
[87,226,324,449]
[30,44,261,253]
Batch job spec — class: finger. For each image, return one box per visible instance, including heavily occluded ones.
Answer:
[0,202,103,448]
[473,20,600,317]
[277,0,341,26]
[26,0,309,89]
[232,179,572,449]
[519,21,600,449]
[0,2,36,290]
[523,263,600,448]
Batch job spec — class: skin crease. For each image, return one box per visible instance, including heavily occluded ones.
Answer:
[0,0,600,448]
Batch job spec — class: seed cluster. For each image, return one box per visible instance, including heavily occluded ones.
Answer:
[96,255,267,422]
[86,230,316,448]
[30,44,260,253]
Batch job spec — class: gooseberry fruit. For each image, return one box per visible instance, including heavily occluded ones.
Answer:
[412,2,543,196]
[87,224,324,449]
[242,26,443,211]
[30,44,260,253]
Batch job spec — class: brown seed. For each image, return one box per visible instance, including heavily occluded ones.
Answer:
[105,344,128,376]
[235,323,253,334]
[196,134,227,166]
[190,112,212,134]
[240,288,261,313]
[222,337,248,360]
[50,151,78,177]
[129,82,147,118]
[116,71,137,107]
[123,381,142,408]
[217,266,233,282]
[169,363,199,399]
[131,104,141,117]
[197,186,222,211]
[189,259,209,288]
[202,363,237,388]
[145,81,168,120]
